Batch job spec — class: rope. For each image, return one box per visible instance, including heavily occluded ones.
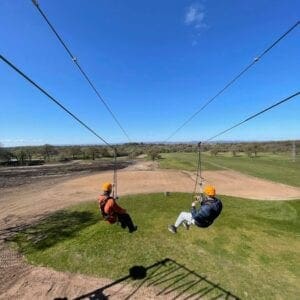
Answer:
[192,142,203,198]
[31,0,131,142]
[113,148,118,198]
[164,21,300,142]
[205,91,300,142]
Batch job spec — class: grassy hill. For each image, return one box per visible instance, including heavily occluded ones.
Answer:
[12,193,300,299]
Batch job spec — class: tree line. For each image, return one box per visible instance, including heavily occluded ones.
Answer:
[0,140,298,166]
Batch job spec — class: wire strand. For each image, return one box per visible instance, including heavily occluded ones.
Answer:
[0,54,114,149]
[205,91,300,142]
[192,142,202,197]
[31,0,132,142]
[164,21,300,142]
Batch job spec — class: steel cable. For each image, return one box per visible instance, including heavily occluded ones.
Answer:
[31,0,132,142]
[205,91,300,142]
[164,21,300,142]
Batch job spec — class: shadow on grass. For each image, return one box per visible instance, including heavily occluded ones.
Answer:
[72,258,240,300]
[8,210,98,251]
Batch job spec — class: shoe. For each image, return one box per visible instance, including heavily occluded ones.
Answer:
[182,222,190,230]
[168,225,177,234]
[129,226,137,233]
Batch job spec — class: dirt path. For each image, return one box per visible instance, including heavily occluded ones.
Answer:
[1,161,300,299]
[0,261,182,300]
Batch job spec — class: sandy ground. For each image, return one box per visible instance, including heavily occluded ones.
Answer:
[1,161,300,299]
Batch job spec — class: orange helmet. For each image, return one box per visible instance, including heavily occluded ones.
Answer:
[204,185,216,197]
[102,182,112,192]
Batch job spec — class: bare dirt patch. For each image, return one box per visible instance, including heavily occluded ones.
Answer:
[1,160,300,299]
[0,159,131,188]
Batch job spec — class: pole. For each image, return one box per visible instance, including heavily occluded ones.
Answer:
[292,141,296,162]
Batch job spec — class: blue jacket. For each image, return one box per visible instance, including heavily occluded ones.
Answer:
[191,196,223,227]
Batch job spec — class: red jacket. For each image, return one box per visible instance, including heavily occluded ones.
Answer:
[98,194,126,223]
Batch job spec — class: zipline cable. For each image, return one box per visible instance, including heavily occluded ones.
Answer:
[0,54,119,193]
[164,21,300,142]
[31,0,132,143]
[205,91,300,142]
[0,55,112,148]
[191,92,300,195]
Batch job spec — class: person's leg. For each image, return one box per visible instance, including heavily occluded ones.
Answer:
[118,213,137,232]
[169,212,194,233]
[174,212,194,228]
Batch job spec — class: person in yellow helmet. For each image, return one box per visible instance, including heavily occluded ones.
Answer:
[98,182,137,233]
[168,185,222,234]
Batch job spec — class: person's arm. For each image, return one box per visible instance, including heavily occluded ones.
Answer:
[112,199,126,214]
[200,194,208,205]
[191,201,198,218]
[98,197,103,211]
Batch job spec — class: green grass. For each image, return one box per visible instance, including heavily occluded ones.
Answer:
[159,152,300,187]
[159,152,220,171]
[12,194,300,299]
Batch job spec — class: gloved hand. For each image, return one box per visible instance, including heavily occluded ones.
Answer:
[192,201,198,207]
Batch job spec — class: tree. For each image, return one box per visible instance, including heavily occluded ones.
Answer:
[80,147,90,159]
[14,149,27,165]
[0,143,12,161]
[147,149,161,161]
[128,150,143,159]
[24,147,33,162]
[230,145,238,157]
[244,145,253,158]
[68,146,82,160]
[41,144,57,161]
[253,144,260,157]
[87,147,99,160]
[210,148,219,156]
[99,147,110,157]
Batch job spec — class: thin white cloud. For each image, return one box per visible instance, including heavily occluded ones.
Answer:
[1,138,45,147]
[184,3,207,29]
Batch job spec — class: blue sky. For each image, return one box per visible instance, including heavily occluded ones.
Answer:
[0,0,299,146]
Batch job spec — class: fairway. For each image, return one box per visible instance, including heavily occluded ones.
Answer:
[12,193,300,299]
[160,152,300,187]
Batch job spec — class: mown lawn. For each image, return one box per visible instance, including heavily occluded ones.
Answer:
[12,193,300,299]
[159,152,300,187]
[159,152,220,171]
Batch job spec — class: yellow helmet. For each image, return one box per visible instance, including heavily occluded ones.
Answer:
[102,182,112,192]
[204,185,216,197]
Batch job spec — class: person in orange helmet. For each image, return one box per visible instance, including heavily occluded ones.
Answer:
[168,185,222,234]
[98,182,137,233]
